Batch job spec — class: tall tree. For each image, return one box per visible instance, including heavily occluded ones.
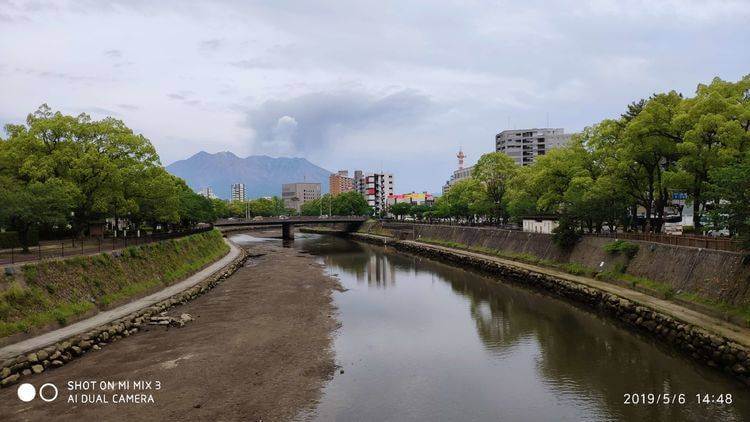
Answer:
[472,152,517,224]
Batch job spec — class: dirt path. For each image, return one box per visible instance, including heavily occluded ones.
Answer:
[0,240,341,422]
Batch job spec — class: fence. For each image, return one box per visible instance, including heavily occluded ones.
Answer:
[380,221,744,253]
[0,226,213,266]
[587,232,743,252]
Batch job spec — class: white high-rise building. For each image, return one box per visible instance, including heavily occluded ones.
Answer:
[231,183,246,202]
[495,128,572,165]
[357,172,394,214]
[197,186,217,199]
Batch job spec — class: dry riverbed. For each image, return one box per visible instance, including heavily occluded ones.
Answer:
[0,238,342,421]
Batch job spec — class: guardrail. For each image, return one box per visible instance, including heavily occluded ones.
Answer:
[0,226,214,265]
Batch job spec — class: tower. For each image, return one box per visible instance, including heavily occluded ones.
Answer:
[457,148,466,170]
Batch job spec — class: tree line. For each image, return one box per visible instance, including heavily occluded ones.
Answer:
[417,76,750,243]
[0,105,218,249]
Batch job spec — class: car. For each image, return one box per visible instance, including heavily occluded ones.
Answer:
[278,215,289,220]
[252,216,264,221]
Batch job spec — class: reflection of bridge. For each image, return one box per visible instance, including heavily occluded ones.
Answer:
[214,216,367,239]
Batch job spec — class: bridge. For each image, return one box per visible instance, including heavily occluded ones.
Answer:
[214,216,368,239]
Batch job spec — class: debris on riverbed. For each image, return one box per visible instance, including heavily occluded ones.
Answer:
[149,312,194,327]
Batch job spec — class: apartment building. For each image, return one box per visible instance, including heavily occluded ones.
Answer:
[282,182,321,213]
[197,186,216,199]
[358,172,394,214]
[495,128,571,165]
[329,170,355,196]
[230,183,246,202]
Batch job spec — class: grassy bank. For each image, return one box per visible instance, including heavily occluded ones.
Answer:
[0,229,229,338]
[417,237,750,325]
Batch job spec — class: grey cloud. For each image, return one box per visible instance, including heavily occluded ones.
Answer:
[200,38,223,51]
[244,89,435,155]
[103,49,122,58]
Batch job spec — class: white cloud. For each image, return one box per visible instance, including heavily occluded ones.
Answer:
[0,0,748,192]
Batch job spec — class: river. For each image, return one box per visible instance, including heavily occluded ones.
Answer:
[291,234,750,421]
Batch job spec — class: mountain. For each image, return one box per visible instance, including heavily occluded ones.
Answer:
[166,151,332,199]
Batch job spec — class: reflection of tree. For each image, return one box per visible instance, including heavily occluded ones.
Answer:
[300,235,750,420]
[441,269,750,421]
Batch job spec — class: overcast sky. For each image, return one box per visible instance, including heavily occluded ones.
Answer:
[1,0,749,193]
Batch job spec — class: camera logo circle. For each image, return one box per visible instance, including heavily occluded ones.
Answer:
[17,383,36,402]
[39,383,59,402]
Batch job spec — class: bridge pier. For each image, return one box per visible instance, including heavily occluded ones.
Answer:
[282,223,294,240]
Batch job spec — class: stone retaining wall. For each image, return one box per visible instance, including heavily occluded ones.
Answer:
[347,231,750,386]
[0,248,249,388]
[378,223,750,307]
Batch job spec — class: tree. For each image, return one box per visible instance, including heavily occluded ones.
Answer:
[472,152,517,224]
[389,202,412,220]
[708,151,750,243]
[0,177,75,251]
[331,191,369,216]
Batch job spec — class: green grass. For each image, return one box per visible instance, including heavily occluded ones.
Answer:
[675,291,750,326]
[603,240,640,258]
[0,229,229,338]
[419,238,598,277]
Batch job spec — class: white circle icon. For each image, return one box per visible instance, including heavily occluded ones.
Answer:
[17,383,36,402]
[39,383,59,402]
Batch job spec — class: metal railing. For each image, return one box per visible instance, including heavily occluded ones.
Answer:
[0,226,213,265]
[379,222,744,252]
[587,232,742,252]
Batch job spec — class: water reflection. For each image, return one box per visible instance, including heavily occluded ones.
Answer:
[297,235,750,421]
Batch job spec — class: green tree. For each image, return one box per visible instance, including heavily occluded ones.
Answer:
[0,177,75,251]
[331,191,370,215]
[472,152,517,223]
[389,202,412,220]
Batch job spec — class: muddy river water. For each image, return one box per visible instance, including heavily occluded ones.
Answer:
[295,234,750,421]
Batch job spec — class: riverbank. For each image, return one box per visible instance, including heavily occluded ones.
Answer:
[303,227,750,386]
[0,236,342,421]
[0,230,230,343]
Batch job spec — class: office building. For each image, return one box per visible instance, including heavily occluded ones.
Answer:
[282,182,321,212]
[495,128,571,165]
[230,183,246,202]
[329,170,355,196]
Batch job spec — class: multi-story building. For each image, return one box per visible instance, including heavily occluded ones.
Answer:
[442,148,474,195]
[358,172,394,214]
[387,192,435,207]
[282,182,321,213]
[495,128,571,166]
[197,187,216,199]
[353,170,364,193]
[329,170,355,196]
[230,183,246,202]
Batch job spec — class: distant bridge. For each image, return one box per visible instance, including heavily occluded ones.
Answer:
[214,216,367,239]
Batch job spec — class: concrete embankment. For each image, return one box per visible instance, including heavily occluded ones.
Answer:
[0,230,245,388]
[307,226,750,386]
[370,222,750,308]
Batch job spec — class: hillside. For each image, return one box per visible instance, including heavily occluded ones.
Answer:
[166,151,331,199]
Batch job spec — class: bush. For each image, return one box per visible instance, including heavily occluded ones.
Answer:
[551,219,580,250]
[603,240,640,258]
[0,230,39,248]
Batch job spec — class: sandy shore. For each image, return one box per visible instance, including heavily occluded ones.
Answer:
[0,238,340,422]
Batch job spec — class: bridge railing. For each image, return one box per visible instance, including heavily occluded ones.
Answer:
[215,216,368,225]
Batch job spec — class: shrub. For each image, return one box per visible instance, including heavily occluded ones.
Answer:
[551,219,580,250]
[603,240,639,258]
